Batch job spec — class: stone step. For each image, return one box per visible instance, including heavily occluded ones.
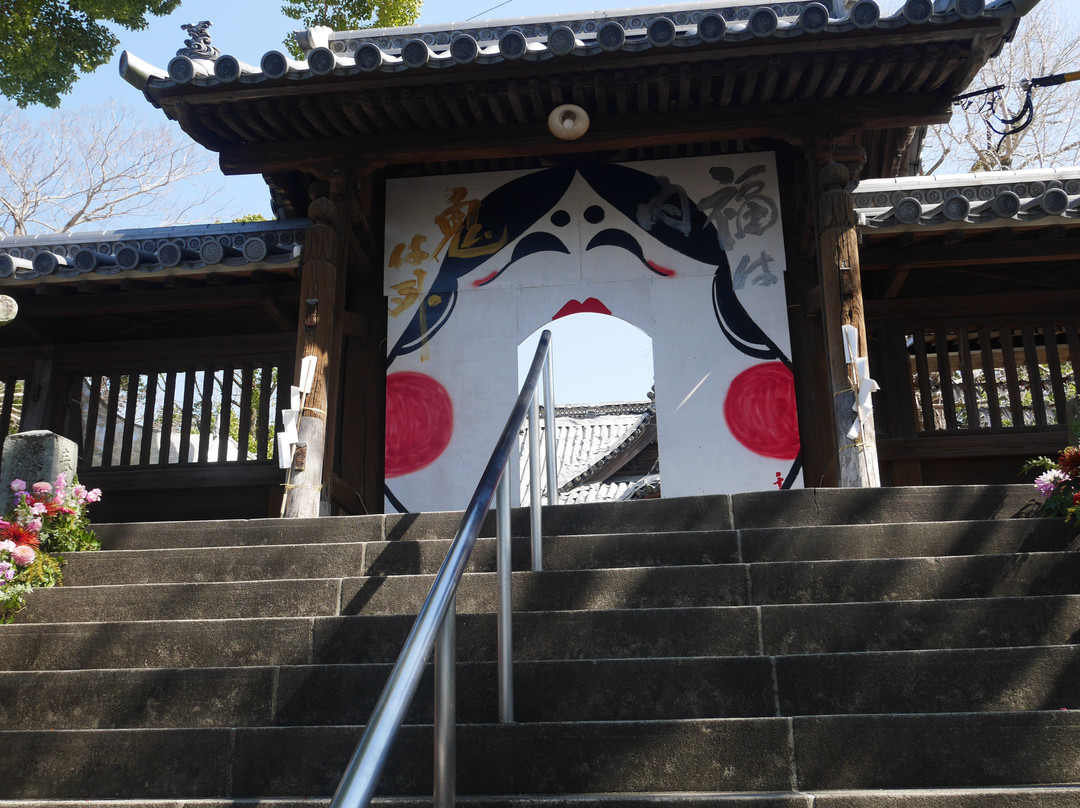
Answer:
[60,530,744,587]
[7,645,1080,731]
[61,521,1080,586]
[2,788,1080,807]
[3,711,1080,799]
[89,486,1038,552]
[4,594,1079,673]
[0,719,794,799]
[749,551,1080,604]
[730,485,1037,528]
[739,518,1078,562]
[0,607,761,671]
[28,551,1080,624]
[0,656,773,729]
[90,494,736,552]
[759,594,1080,655]
[776,645,1080,716]
[16,566,750,623]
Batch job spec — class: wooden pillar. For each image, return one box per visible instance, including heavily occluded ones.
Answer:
[815,158,881,488]
[335,167,387,515]
[284,182,347,518]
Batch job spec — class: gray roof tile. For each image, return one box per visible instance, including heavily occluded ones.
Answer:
[123,1,1026,91]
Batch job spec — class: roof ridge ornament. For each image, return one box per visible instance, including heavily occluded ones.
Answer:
[177,21,220,61]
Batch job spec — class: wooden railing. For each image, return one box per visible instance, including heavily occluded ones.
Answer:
[1,375,26,437]
[79,357,290,470]
[906,324,1077,433]
[868,293,1080,485]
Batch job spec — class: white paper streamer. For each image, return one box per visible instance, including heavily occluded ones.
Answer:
[277,433,292,470]
[298,355,318,394]
[842,326,881,441]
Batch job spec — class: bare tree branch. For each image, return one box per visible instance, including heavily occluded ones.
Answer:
[922,0,1080,174]
[0,102,229,237]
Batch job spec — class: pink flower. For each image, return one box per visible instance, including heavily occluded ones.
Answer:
[0,561,13,582]
[10,479,25,492]
[10,545,35,567]
[29,502,47,516]
[26,518,42,533]
[1035,469,1065,498]
[0,539,15,553]
[73,484,87,501]
[85,488,102,503]
[54,473,66,490]
[32,481,52,496]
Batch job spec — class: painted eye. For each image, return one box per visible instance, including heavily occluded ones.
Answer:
[584,205,605,224]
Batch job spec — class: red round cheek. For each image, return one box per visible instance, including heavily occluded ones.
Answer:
[385,372,454,478]
[723,362,800,460]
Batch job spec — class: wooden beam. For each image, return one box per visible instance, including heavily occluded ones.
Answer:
[218,92,954,175]
[866,289,1080,322]
[878,430,1067,461]
[78,462,284,491]
[14,282,300,318]
[861,235,1080,270]
[883,267,910,299]
[0,333,295,371]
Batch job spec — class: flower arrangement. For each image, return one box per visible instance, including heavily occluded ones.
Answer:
[1023,446,1080,520]
[0,474,101,622]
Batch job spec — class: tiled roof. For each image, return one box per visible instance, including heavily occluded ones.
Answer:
[519,401,657,505]
[129,0,1026,90]
[559,473,661,505]
[853,167,1080,231]
[0,219,308,283]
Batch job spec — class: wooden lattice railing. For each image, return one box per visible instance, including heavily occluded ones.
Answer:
[79,356,291,470]
[907,324,1077,433]
[868,293,1080,485]
[1,375,26,438]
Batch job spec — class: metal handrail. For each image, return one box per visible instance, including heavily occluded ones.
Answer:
[330,330,559,808]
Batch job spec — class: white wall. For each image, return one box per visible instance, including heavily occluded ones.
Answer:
[382,153,799,513]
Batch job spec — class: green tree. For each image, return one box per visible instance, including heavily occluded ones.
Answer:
[282,0,422,57]
[0,1,181,108]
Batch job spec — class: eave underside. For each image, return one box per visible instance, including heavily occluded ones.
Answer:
[148,23,1006,182]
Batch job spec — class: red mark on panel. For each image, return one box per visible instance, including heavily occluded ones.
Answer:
[472,270,500,287]
[645,260,676,278]
[385,372,454,478]
[723,362,800,460]
[552,298,612,320]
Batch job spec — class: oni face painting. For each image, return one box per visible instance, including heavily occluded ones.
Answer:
[383,153,799,513]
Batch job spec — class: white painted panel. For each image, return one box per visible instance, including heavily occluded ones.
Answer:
[381,152,801,513]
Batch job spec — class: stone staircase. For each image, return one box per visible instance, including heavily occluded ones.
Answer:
[2,484,1080,807]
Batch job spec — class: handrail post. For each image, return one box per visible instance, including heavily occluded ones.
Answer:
[543,351,557,506]
[528,389,543,572]
[496,469,514,723]
[434,595,456,808]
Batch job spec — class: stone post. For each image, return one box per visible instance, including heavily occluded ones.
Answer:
[0,431,79,513]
